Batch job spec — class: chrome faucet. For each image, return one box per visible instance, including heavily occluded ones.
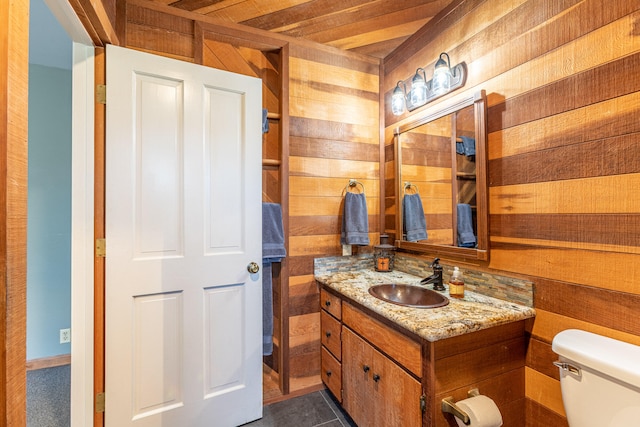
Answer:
[420,258,445,291]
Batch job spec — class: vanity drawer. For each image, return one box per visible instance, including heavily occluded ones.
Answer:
[321,309,342,360]
[321,346,342,402]
[320,288,342,320]
[342,301,421,377]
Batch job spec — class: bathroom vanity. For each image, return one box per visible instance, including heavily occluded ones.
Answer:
[316,264,535,427]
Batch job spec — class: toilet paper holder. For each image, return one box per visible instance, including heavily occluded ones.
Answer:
[441,388,480,425]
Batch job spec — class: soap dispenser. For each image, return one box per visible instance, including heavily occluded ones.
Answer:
[449,267,464,299]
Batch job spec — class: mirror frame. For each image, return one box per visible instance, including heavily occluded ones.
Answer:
[394,90,488,260]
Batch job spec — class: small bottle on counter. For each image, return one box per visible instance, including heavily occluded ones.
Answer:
[449,266,464,299]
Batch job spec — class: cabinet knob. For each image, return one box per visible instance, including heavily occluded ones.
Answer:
[325,300,331,307]
[325,331,332,338]
[326,370,332,377]
[373,374,381,382]
[363,365,370,373]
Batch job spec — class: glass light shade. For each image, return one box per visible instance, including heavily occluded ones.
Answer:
[391,84,406,116]
[432,54,453,96]
[410,69,427,107]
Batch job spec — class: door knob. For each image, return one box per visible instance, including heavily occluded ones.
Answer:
[247,262,260,274]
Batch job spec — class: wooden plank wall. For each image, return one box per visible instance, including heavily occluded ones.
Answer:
[117,0,382,394]
[287,45,380,391]
[384,0,640,425]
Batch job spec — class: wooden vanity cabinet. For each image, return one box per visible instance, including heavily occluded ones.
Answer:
[319,284,527,427]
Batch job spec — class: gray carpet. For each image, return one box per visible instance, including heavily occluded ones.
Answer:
[27,365,70,427]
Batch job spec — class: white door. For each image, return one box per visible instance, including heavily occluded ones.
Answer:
[105,44,263,427]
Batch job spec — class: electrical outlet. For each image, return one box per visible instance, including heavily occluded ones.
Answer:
[60,328,71,344]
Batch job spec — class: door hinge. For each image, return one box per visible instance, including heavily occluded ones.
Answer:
[96,392,105,413]
[420,394,426,413]
[96,84,106,104]
[96,238,106,257]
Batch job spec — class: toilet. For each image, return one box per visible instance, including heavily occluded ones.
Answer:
[552,329,640,426]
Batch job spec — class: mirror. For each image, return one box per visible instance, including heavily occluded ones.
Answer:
[394,90,488,260]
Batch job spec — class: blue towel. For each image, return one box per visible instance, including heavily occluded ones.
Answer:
[263,203,286,260]
[262,203,286,356]
[456,136,476,157]
[262,108,269,133]
[261,262,275,355]
[340,192,369,246]
[403,193,427,242]
[457,203,476,248]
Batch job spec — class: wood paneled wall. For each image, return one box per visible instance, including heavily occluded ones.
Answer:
[287,44,380,391]
[384,1,640,425]
[117,0,382,394]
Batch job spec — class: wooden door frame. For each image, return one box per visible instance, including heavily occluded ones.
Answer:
[1,0,29,424]
[2,0,98,425]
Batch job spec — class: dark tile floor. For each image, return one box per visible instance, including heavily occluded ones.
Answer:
[243,389,357,427]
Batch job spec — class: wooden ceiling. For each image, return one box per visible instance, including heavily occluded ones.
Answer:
[159,0,456,58]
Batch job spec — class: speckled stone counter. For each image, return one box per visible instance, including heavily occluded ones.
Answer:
[315,261,536,342]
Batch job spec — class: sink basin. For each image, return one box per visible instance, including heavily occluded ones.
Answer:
[368,284,449,308]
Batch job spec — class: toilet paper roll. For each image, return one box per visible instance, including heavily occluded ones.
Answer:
[454,395,503,427]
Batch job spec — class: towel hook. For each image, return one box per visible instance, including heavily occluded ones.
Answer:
[404,182,419,194]
[345,179,365,194]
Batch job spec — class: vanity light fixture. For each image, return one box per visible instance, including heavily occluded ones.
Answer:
[391,52,467,116]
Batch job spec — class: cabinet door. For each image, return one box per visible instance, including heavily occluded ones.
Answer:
[343,327,422,427]
[342,327,374,427]
[371,344,423,427]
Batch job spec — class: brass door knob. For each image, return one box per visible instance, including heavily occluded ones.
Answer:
[247,262,260,274]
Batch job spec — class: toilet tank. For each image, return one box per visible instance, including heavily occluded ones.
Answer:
[552,329,640,427]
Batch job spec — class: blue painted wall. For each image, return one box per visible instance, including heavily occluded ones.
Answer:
[27,64,73,360]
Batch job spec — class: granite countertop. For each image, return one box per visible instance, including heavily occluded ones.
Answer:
[315,268,536,342]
